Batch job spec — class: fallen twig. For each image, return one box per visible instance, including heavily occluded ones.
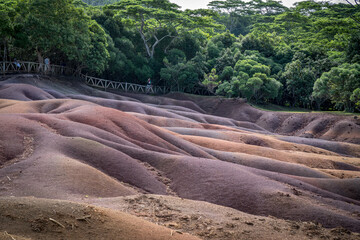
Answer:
[4,231,16,240]
[49,218,65,228]
[76,215,92,221]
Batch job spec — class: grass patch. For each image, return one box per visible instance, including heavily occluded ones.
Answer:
[250,103,360,116]
[250,103,310,113]
[310,111,360,116]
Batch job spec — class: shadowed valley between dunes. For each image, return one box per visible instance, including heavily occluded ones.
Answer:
[0,74,360,240]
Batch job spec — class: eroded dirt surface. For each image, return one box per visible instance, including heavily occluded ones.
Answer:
[0,74,360,239]
[88,194,360,240]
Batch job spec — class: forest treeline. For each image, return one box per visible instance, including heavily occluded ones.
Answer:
[1,0,360,111]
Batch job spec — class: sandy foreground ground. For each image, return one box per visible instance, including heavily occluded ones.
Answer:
[0,74,359,239]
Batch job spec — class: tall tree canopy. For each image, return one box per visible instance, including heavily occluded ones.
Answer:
[11,0,109,74]
[0,0,18,61]
[108,0,221,58]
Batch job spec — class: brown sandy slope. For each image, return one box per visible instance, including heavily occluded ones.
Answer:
[0,74,360,239]
[0,197,199,240]
[164,92,360,144]
[88,194,360,240]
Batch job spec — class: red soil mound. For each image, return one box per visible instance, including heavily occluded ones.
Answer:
[1,74,360,237]
[165,93,360,144]
[0,83,55,101]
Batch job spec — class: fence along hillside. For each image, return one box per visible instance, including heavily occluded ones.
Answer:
[0,61,168,95]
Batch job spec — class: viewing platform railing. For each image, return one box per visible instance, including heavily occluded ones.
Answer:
[1,61,77,76]
[0,61,169,95]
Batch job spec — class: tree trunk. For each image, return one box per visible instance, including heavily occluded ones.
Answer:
[315,101,320,110]
[164,36,178,54]
[3,38,9,62]
[3,39,6,62]
[139,30,152,58]
[36,48,43,64]
[2,40,5,75]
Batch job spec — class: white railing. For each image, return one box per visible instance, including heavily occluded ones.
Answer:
[0,61,77,76]
[0,61,169,95]
[83,74,168,94]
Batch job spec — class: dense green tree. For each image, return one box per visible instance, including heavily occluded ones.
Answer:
[160,61,198,91]
[219,66,234,81]
[91,8,161,82]
[216,80,234,97]
[312,73,330,109]
[238,74,263,101]
[165,48,186,65]
[350,88,360,111]
[85,21,109,74]
[313,63,360,111]
[215,48,235,73]
[201,68,221,94]
[237,72,281,102]
[347,32,360,63]
[210,31,237,49]
[206,41,221,59]
[234,59,270,76]
[208,0,252,35]
[240,33,276,57]
[14,0,109,74]
[109,0,220,59]
[160,49,199,91]
[217,56,281,102]
[170,32,203,60]
[252,0,287,15]
[108,0,180,59]
[281,59,316,107]
[190,51,209,80]
[0,0,17,61]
